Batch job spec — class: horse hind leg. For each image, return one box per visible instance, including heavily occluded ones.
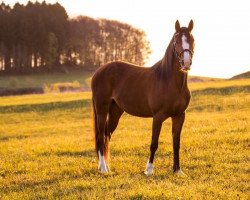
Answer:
[95,100,123,173]
[94,101,110,173]
[103,101,123,164]
[107,100,124,137]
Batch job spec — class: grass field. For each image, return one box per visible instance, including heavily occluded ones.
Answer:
[0,71,93,89]
[0,78,249,199]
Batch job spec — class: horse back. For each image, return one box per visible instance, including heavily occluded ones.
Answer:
[91,61,154,117]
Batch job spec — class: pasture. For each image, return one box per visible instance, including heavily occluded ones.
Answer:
[0,71,92,89]
[0,78,249,199]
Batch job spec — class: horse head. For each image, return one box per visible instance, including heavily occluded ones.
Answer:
[173,20,195,72]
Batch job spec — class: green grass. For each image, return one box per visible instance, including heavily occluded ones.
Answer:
[0,79,249,199]
[0,71,92,89]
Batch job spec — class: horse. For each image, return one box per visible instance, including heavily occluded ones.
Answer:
[91,20,195,175]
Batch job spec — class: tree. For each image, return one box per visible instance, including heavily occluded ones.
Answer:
[45,32,58,71]
[0,2,151,75]
[68,16,151,69]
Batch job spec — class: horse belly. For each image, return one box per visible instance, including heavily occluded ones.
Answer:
[113,90,153,117]
[123,105,152,117]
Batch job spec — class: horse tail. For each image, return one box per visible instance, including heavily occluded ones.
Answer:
[92,98,99,157]
[92,98,110,160]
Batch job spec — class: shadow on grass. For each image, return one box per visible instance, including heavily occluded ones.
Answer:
[56,150,94,157]
[0,177,61,193]
[39,149,95,158]
[191,85,250,96]
[0,99,91,113]
[0,172,95,194]
[0,135,29,141]
[39,144,170,163]
[188,104,224,112]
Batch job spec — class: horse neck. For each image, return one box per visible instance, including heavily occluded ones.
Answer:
[156,38,188,91]
[170,59,188,91]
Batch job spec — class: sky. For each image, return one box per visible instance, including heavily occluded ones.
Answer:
[4,0,250,78]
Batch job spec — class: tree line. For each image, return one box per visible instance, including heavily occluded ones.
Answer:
[0,1,151,75]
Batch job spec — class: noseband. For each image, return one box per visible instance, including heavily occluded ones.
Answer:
[173,33,193,66]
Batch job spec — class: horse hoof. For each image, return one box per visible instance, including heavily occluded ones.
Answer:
[99,169,109,174]
[144,170,153,176]
[174,169,186,177]
[98,165,109,174]
[98,167,109,174]
[144,161,153,176]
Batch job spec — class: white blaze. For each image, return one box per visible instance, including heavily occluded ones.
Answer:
[181,35,190,65]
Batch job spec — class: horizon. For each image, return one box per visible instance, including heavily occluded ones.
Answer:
[3,0,250,78]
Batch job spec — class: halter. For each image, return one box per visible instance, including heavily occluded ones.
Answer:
[172,33,193,66]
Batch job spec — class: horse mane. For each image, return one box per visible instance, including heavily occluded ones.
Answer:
[152,36,174,80]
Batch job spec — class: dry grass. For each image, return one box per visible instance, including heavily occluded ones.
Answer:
[0,79,249,199]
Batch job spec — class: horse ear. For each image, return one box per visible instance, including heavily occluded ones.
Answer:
[188,20,194,32]
[175,20,180,32]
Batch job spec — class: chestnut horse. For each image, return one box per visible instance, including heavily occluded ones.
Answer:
[91,20,195,175]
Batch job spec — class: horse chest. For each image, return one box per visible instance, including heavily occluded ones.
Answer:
[165,91,190,115]
[174,96,189,113]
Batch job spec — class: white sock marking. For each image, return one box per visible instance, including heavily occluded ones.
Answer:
[98,150,108,173]
[144,161,154,176]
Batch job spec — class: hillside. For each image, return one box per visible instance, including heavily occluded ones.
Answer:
[188,75,222,83]
[230,71,250,80]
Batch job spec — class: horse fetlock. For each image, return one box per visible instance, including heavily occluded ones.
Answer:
[144,161,154,176]
[98,160,109,173]
[98,150,109,173]
[174,169,186,177]
[98,164,109,173]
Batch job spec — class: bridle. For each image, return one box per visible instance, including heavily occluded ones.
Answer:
[172,33,194,66]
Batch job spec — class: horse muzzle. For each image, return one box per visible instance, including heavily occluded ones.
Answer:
[180,59,192,71]
[181,66,191,71]
[179,49,193,72]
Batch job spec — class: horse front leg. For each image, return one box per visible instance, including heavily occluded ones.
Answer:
[144,115,164,176]
[172,112,185,175]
